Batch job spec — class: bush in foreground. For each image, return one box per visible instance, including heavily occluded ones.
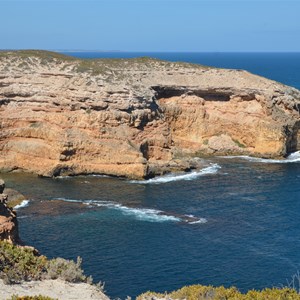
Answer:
[0,242,47,283]
[0,241,91,284]
[138,284,300,300]
[46,257,92,283]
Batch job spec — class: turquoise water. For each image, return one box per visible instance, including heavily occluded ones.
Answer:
[2,53,300,298]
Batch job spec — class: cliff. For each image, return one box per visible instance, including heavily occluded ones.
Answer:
[0,179,20,244]
[0,50,300,179]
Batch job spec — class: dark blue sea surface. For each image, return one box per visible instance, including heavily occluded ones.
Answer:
[2,53,300,298]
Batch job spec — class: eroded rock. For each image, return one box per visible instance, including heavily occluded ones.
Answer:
[0,51,300,178]
[0,179,20,244]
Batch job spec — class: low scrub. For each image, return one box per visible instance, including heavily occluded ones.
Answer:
[46,257,91,283]
[9,296,56,300]
[0,241,91,284]
[138,284,300,300]
[0,242,47,283]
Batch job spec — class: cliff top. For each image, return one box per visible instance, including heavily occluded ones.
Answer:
[0,50,289,91]
[0,49,208,75]
[1,50,300,114]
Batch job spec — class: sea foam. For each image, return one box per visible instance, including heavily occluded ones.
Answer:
[14,200,30,210]
[54,198,206,224]
[188,218,208,224]
[222,151,300,164]
[130,163,221,184]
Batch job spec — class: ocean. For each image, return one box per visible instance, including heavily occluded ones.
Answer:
[2,52,300,298]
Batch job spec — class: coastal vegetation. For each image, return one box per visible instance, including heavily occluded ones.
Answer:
[0,49,208,77]
[138,284,300,300]
[0,241,91,284]
[0,50,75,62]
[1,237,299,300]
[9,296,56,300]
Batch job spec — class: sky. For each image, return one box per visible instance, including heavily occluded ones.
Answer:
[1,0,300,52]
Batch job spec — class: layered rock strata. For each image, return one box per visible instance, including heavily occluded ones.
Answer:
[0,50,300,178]
[0,179,20,244]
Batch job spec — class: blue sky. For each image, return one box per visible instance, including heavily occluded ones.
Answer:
[1,0,299,52]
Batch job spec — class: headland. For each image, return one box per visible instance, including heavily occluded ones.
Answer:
[0,50,300,179]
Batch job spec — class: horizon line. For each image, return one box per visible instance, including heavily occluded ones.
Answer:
[1,49,300,54]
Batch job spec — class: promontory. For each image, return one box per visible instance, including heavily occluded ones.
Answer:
[0,50,300,179]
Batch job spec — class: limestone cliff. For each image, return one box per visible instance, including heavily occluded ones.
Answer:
[0,50,300,178]
[0,179,20,244]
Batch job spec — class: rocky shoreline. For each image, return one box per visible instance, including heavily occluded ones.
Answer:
[0,179,20,244]
[0,50,300,179]
[0,179,108,300]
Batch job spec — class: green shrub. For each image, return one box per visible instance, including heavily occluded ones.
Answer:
[233,139,246,148]
[138,285,300,300]
[0,242,47,283]
[44,256,90,283]
[0,241,91,284]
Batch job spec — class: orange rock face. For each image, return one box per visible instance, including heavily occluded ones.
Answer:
[158,94,288,157]
[0,179,20,244]
[0,51,299,178]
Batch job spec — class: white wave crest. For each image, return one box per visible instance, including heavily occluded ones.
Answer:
[55,174,110,179]
[188,218,208,224]
[14,200,30,210]
[55,198,87,204]
[131,163,221,184]
[54,198,206,224]
[184,214,208,225]
[223,151,300,164]
[110,205,181,222]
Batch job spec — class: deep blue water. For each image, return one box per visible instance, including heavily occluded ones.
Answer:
[2,52,300,299]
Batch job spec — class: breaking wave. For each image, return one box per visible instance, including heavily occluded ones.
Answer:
[223,151,300,164]
[14,200,30,210]
[54,198,206,224]
[188,218,208,224]
[55,174,110,179]
[131,163,221,184]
